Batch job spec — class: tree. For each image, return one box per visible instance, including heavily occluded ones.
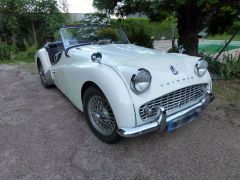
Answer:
[0,0,65,47]
[0,0,23,43]
[93,0,119,15]
[93,0,240,55]
[58,0,69,13]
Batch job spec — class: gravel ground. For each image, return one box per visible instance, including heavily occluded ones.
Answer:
[0,64,240,180]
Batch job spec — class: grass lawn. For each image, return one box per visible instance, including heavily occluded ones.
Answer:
[0,57,33,64]
[213,80,240,106]
[207,33,240,41]
[199,44,240,54]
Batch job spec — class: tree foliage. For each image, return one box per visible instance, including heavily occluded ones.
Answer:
[80,13,111,26]
[93,0,240,55]
[93,0,119,15]
[0,0,65,48]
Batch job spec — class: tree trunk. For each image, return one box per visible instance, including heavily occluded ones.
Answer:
[5,33,8,44]
[23,38,29,49]
[11,31,16,45]
[31,22,37,46]
[177,5,200,56]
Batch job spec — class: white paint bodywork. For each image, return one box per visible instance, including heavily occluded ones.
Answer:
[35,44,212,129]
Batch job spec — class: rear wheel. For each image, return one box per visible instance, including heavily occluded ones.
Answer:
[83,86,121,143]
[37,61,52,89]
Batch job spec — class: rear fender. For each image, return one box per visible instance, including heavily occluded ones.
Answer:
[34,48,51,74]
[34,48,54,85]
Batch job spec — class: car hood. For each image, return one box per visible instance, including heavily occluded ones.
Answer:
[70,44,200,78]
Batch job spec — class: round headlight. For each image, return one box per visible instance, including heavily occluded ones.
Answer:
[130,69,152,94]
[194,59,208,77]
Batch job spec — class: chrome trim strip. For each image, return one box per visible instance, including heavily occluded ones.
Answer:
[117,92,214,138]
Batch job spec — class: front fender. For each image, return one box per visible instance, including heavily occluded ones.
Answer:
[65,62,136,129]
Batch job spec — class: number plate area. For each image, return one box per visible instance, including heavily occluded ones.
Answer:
[167,111,199,132]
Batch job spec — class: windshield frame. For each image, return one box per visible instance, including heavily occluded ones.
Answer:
[60,25,130,56]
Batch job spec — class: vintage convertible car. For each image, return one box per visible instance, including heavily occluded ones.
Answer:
[35,25,214,143]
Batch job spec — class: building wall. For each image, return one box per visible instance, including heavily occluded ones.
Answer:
[66,13,86,23]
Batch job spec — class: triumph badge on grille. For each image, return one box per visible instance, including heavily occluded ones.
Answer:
[170,66,178,75]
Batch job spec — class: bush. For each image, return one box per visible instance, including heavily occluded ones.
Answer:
[112,19,154,48]
[111,17,176,48]
[15,45,37,63]
[25,45,37,59]
[201,53,223,75]
[97,27,119,41]
[0,44,36,63]
[0,44,17,60]
[220,55,240,80]
[123,23,153,48]
[150,17,177,40]
[202,53,240,80]
[79,15,176,48]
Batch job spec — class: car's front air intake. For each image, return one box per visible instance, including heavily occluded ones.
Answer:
[139,83,208,120]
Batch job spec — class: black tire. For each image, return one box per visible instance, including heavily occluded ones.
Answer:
[83,86,121,144]
[37,61,53,89]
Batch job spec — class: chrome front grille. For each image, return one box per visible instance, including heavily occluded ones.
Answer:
[139,83,208,120]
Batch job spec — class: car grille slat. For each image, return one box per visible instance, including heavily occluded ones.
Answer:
[139,83,208,120]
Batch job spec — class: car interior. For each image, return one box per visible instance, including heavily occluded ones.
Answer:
[44,41,64,65]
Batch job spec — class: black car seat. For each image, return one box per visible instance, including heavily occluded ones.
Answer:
[44,41,64,64]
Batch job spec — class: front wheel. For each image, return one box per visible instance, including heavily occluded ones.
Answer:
[83,86,121,144]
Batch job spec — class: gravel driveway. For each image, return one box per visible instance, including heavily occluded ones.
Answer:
[0,64,240,180]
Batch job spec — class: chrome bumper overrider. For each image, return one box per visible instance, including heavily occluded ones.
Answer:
[117,91,215,138]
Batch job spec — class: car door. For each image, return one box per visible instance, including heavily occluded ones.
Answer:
[51,53,69,95]
[61,53,87,110]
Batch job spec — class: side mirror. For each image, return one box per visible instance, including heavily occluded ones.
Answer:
[91,52,102,64]
[178,45,186,54]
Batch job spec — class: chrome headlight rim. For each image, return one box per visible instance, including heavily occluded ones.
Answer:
[130,68,152,94]
[194,59,208,77]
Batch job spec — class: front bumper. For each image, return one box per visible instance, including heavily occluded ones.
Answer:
[117,91,214,138]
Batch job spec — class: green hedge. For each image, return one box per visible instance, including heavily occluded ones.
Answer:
[117,19,153,48]
[0,44,18,60]
[0,44,36,63]
[111,17,176,48]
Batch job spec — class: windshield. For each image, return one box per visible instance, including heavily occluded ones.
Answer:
[60,26,129,50]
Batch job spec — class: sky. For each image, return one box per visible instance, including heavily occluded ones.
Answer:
[67,0,95,13]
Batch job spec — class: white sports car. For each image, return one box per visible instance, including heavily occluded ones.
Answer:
[35,25,214,143]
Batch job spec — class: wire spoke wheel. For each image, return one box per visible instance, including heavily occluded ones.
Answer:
[87,95,116,136]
